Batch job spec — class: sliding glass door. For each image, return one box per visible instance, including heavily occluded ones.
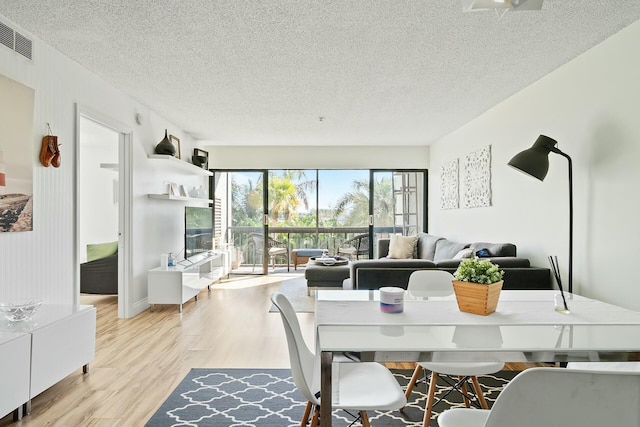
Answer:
[214,170,267,275]
[371,170,427,257]
[213,168,427,274]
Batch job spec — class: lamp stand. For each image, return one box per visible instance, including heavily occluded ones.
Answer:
[551,147,573,294]
[508,135,574,294]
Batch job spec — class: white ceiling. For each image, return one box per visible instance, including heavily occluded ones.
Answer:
[1,1,639,146]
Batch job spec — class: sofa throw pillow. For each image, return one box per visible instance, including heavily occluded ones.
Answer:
[470,242,517,257]
[453,248,473,259]
[388,235,418,259]
[433,239,469,262]
[475,247,491,257]
[416,233,444,260]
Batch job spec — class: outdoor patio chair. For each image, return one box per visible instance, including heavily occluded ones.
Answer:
[248,232,289,271]
[337,233,370,260]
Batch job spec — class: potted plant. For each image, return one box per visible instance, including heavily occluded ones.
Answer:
[452,256,504,315]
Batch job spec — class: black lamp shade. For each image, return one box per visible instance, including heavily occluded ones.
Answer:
[507,135,558,181]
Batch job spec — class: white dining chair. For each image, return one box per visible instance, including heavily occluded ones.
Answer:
[402,270,505,427]
[271,292,406,427]
[566,361,640,371]
[438,367,640,427]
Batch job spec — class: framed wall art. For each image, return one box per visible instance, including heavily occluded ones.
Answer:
[0,73,35,233]
[169,134,181,159]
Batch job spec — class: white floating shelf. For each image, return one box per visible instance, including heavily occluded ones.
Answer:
[147,194,213,203]
[148,154,212,176]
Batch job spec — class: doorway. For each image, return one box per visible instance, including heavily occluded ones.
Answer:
[76,107,132,318]
[213,170,268,275]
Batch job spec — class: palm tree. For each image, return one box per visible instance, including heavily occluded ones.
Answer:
[251,170,316,226]
[268,174,300,224]
[231,179,261,226]
[334,177,394,227]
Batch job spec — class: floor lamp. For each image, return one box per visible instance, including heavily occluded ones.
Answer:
[507,135,573,294]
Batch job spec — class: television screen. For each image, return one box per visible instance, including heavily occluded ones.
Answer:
[185,206,213,257]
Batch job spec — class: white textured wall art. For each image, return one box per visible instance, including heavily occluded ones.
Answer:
[463,146,492,208]
[440,158,459,209]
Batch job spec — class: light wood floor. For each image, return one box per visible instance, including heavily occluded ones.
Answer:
[0,272,541,427]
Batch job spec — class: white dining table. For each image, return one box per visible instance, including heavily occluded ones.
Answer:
[315,290,640,427]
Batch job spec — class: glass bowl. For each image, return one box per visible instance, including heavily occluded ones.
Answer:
[0,298,43,322]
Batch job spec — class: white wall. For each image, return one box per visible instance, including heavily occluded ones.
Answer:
[0,14,203,316]
[429,19,640,310]
[205,145,429,169]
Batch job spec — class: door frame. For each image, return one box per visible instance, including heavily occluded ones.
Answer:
[213,169,269,274]
[74,104,133,318]
[370,169,428,257]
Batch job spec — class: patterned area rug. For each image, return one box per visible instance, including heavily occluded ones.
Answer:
[145,368,518,427]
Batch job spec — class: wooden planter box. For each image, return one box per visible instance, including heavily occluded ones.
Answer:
[452,280,503,316]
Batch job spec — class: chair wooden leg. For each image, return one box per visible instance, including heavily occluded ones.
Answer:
[310,406,320,427]
[301,401,312,426]
[459,376,471,408]
[470,376,489,409]
[360,410,371,427]
[401,364,423,413]
[422,371,439,427]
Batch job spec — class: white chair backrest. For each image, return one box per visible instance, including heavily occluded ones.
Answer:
[566,361,640,372]
[270,292,319,404]
[407,270,455,299]
[485,367,640,427]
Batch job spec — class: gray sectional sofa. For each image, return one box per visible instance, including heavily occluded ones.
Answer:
[350,233,552,290]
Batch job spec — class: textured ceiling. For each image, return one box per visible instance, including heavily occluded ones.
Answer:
[1,1,639,146]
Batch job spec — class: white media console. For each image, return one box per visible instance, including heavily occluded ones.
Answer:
[147,250,230,312]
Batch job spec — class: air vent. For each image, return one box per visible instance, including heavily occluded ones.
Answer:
[15,32,32,60]
[0,21,33,60]
[0,21,13,50]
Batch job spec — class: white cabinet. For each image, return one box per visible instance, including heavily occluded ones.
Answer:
[0,304,96,418]
[0,333,30,420]
[29,306,96,399]
[148,252,225,312]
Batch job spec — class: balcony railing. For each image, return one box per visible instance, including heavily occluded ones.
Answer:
[225,226,397,267]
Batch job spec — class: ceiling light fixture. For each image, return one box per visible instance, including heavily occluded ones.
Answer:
[462,0,543,18]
